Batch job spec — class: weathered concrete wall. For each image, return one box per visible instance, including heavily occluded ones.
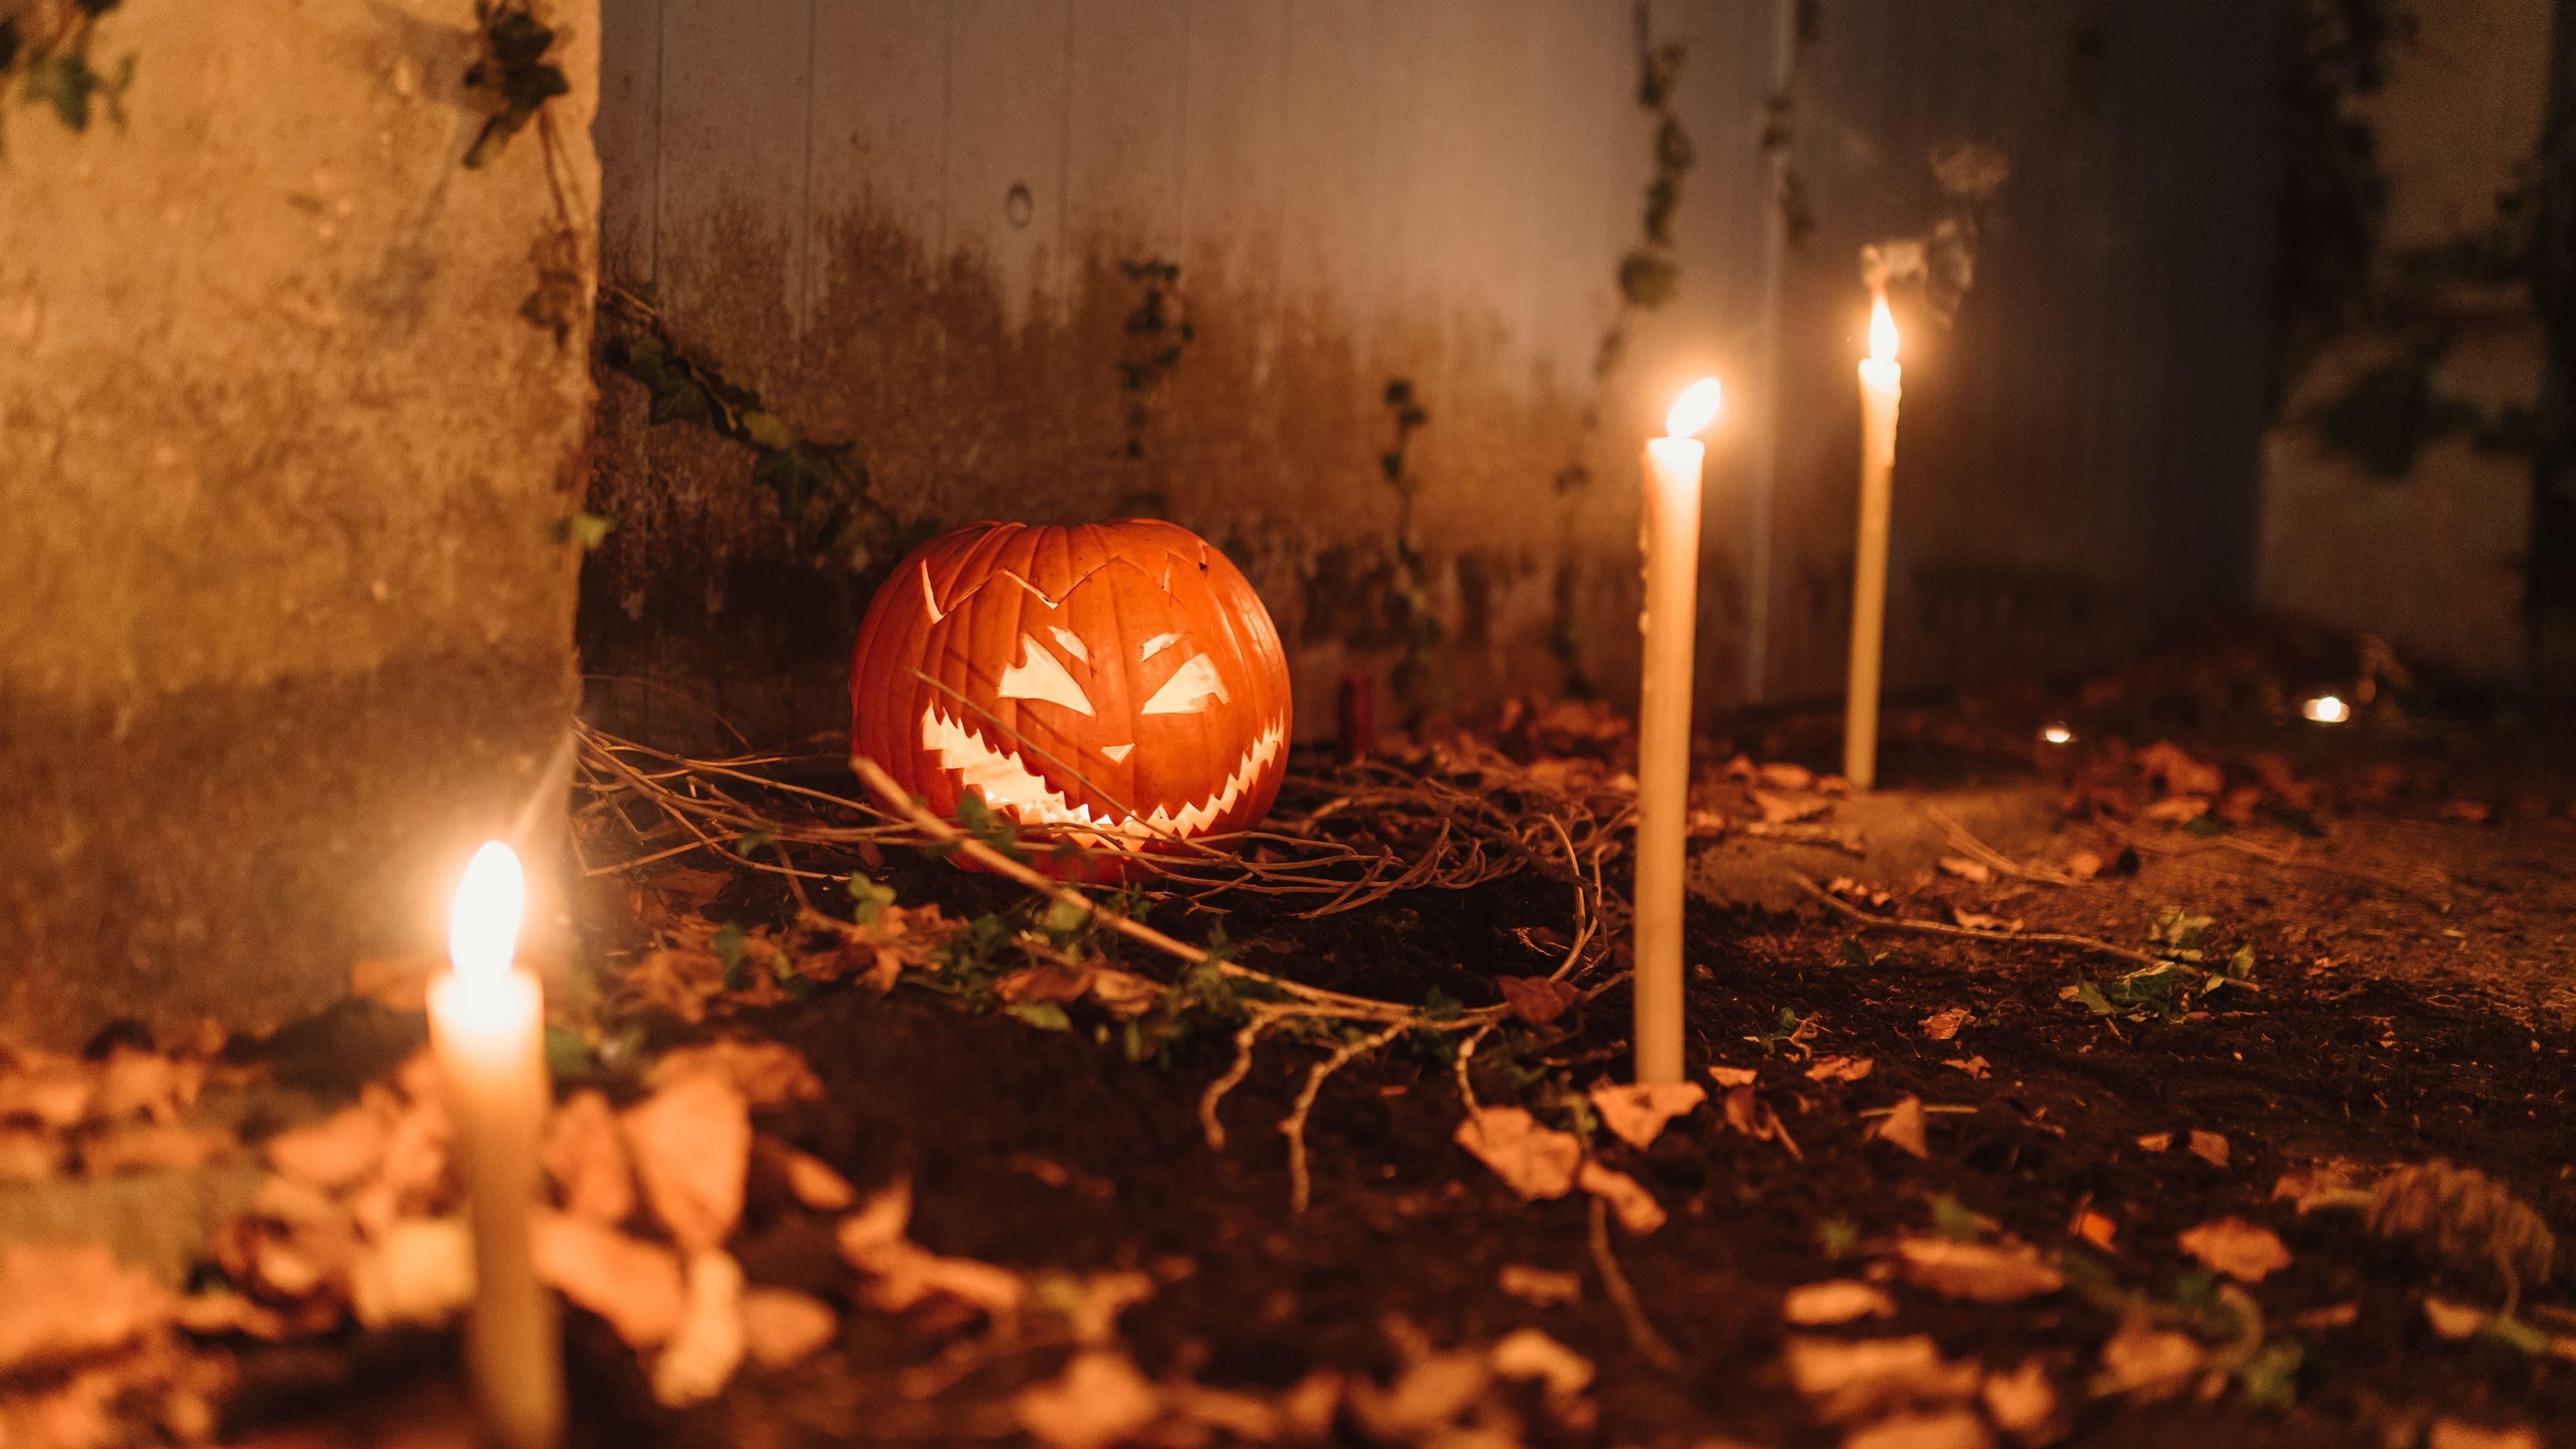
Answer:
[0,0,600,1046]
[2257,0,2549,678]
[584,1,2284,749]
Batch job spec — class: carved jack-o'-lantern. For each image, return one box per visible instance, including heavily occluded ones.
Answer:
[851,521,1292,868]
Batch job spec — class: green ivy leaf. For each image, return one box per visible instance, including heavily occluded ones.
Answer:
[847,875,896,926]
[1419,987,1464,1023]
[549,513,613,549]
[712,921,749,990]
[1008,1002,1072,1032]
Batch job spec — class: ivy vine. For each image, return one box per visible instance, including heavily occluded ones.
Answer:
[0,0,135,151]
[598,280,898,569]
[464,1,568,170]
[1553,4,1697,494]
[1379,379,1446,716]
[2308,184,2540,478]
[1114,258,1195,460]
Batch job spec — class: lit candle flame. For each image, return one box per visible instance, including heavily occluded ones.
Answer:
[449,841,525,985]
[2301,694,2350,724]
[1868,292,1899,365]
[2040,723,2074,745]
[1664,377,1723,439]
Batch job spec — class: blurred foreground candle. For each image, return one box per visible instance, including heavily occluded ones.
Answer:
[1843,292,1903,789]
[430,842,564,1449]
[1634,377,1723,1085]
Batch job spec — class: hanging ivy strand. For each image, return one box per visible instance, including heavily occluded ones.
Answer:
[463,0,568,169]
[598,280,899,570]
[1,0,136,150]
[1554,4,1697,494]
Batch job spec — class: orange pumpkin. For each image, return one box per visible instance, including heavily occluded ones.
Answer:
[851,520,1293,871]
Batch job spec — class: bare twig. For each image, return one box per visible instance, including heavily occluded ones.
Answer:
[1282,1020,1413,1213]
[1925,804,2077,886]
[1794,875,2164,969]
[1200,1012,1285,1151]
[1589,1195,1682,1372]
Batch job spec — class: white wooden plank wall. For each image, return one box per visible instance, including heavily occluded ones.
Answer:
[588,0,2282,741]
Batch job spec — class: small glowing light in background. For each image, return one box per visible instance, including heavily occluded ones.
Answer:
[448,840,525,985]
[2301,694,2351,724]
[2040,723,2074,745]
[1868,292,1900,365]
[1665,377,1723,438]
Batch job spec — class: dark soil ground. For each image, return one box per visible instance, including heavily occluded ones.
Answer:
[233,636,2576,1449]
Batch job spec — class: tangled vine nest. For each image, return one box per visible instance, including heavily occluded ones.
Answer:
[570,702,1641,1214]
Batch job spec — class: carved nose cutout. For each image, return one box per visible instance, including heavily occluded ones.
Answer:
[997,633,1095,715]
[1140,652,1230,716]
[1100,743,1134,763]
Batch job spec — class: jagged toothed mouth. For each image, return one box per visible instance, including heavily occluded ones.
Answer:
[918,706,1285,841]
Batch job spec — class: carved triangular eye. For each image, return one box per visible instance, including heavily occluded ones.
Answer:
[998,633,1095,715]
[1140,652,1230,716]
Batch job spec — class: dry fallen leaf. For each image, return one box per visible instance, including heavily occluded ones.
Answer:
[1942,1057,1991,1080]
[264,1104,389,1192]
[2187,1130,2230,1167]
[1782,1335,1980,1424]
[80,1123,235,1176]
[2426,1419,2543,1449]
[1873,1097,1931,1159]
[1085,969,1163,1020]
[652,1250,747,1407]
[531,1211,687,1348]
[2422,1297,2489,1340]
[623,1070,752,1251]
[1751,788,1830,824]
[1497,1264,1582,1307]
[1758,761,1816,790]
[2090,1319,2201,1401]
[2293,1301,2360,1331]
[2073,1209,2118,1250]
[647,1039,824,1112]
[761,1138,857,1212]
[1937,857,1994,884]
[0,1126,60,1183]
[1706,1064,1759,1088]
[1453,1108,1580,1199]
[2270,1158,2364,1210]
[1808,1055,1876,1084]
[348,1217,474,1328]
[1847,1409,1994,1449]
[1721,1085,1803,1159]
[1980,1359,2061,1446]
[0,1245,172,1375]
[93,1049,199,1124]
[1578,1162,1666,1234]
[1782,1280,1896,1326]
[1497,975,1581,1028]
[1892,1238,2064,1303]
[2178,1218,2292,1283]
[1014,1350,1163,1449]
[741,1287,839,1371]
[1489,1327,1593,1398]
[545,1089,637,1225]
[0,1051,96,1128]
[2136,1132,2175,1153]
[1347,1348,1491,1442]
[1919,1008,1976,1042]
[1950,909,2021,933]
[997,962,1098,1007]
[1587,1081,1706,1149]
[837,1179,913,1260]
